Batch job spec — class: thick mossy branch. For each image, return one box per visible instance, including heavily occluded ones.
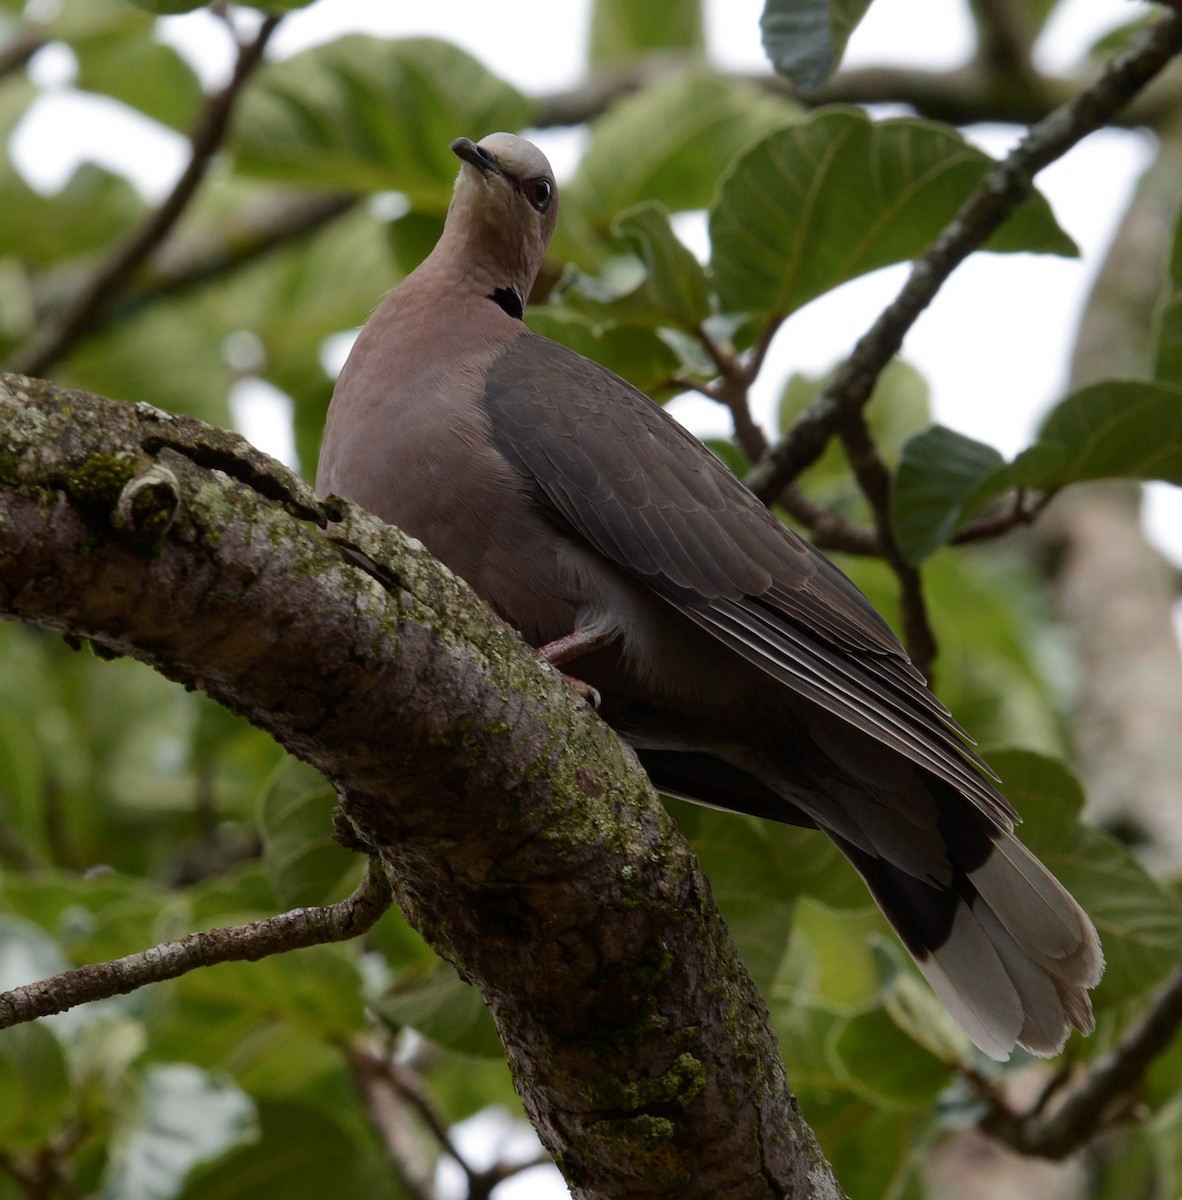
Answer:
[0,373,843,1200]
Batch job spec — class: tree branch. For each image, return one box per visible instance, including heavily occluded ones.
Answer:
[532,56,1182,137]
[0,857,393,1028]
[0,27,45,81]
[4,14,282,378]
[837,415,937,673]
[745,10,1182,505]
[0,373,844,1200]
[983,965,1182,1158]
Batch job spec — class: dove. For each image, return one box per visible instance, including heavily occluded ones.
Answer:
[316,132,1102,1060]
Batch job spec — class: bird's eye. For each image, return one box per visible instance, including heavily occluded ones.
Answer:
[525,178,553,212]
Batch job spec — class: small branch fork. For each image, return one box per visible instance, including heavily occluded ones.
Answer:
[745,8,1182,505]
[4,12,283,379]
[352,1043,551,1200]
[0,859,393,1030]
[675,8,1182,669]
[973,964,1182,1159]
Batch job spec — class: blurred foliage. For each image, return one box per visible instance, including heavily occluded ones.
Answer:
[1,0,1181,1197]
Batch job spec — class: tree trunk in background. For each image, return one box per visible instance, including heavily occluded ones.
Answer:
[1044,118,1182,871]
[929,117,1182,1200]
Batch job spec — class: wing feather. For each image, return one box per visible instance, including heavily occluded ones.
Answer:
[484,334,1011,821]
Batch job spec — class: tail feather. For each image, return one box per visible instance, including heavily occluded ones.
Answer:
[838,814,1102,1061]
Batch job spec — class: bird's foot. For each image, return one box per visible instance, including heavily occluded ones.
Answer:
[536,626,614,666]
[560,673,601,709]
[536,628,610,708]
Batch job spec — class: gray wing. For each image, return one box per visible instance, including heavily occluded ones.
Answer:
[483,334,1014,824]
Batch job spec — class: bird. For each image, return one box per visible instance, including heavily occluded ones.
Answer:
[316,131,1103,1061]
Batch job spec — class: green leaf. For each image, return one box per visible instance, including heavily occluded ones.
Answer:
[710,108,1076,318]
[232,37,534,200]
[176,945,367,1039]
[0,163,145,266]
[991,750,1182,1011]
[831,1008,954,1109]
[178,1102,397,1200]
[73,24,203,131]
[589,0,705,68]
[678,807,798,993]
[760,0,875,91]
[820,1101,927,1200]
[259,759,357,909]
[778,897,882,1010]
[1009,380,1182,489]
[557,73,801,260]
[376,960,504,1058]
[525,307,681,395]
[0,1021,72,1149]
[891,425,1006,562]
[612,202,711,325]
[102,1065,256,1200]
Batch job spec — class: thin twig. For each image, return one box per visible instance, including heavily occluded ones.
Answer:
[351,1046,440,1200]
[969,0,1039,81]
[775,485,883,555]
[5,14,283,377]
[104,192,359,326]
[0,27,45,80]
[952,488,1056,545]
[746,10,1182,505]
[982,964,1182,1158]
[0,858,393,1028]
[838,414,937,672]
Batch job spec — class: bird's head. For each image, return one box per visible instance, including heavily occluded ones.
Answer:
[447,133,558,312]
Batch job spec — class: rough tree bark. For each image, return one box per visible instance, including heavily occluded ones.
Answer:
[0,372,844,1200]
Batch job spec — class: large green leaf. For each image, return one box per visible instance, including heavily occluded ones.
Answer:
[589,0,705,67]
[259,759,358,909]
[831,1008,954,1109]
[0,1021,72,1150]
[178,1102,398,1200]
[710,108,1076,318]
[525,307,682,396]
[0,163,145,266]
[891,425,1006,563]
[760,0,875,91]
[556,73,801,260]
[993,750,1182,1012]
[1009,380,1182,489]
[892,382,1182,562]
[612,202,711,325]
[231,37,534,201]
[376,961,504,1058]
[175,945,367,1039]
[72,23,203,131]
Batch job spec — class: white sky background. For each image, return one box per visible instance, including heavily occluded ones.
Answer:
[9,4,1180,1195]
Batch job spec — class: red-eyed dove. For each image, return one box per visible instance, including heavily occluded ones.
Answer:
[317,132,1102,1061]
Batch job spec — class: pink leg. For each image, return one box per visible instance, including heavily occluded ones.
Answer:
[536,627,615,708]
[537,626,615,666]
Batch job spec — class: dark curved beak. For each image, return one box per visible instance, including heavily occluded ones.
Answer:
[451,137,502,177]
